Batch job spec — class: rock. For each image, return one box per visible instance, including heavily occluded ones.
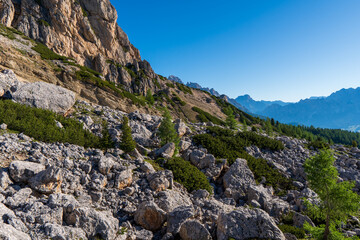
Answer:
[155,190,193,212]
[0,123,7,130]
[9,161,45,183]
[69,207,119,239]
[43,223,87,240]
[0,203,28,233]
[223,158,255,201]
[134,201,166,231]
[0,169,12,190]
[153,142,176,158]
[0,0,14,27]
[4,188,32,209]
[11,81,76,114]
[98,156,115,175]
[174,119,191,137]
[179,140,191,152]
[0,70,22,94]
[0,224,31,240]
[217,207,285,240]
[147,170,173,192]
[140,161,156,174]
[179,220,212,240]
[29,166,63,194]
[284,233,298,240]
[167,205,194,235]
[115,169,133,189]
[55,120,63,129]
[293,212,315,228]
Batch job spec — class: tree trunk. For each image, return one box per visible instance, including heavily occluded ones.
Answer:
[324,214,330,240]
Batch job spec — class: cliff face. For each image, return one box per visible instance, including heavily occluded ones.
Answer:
[0,0,159,94]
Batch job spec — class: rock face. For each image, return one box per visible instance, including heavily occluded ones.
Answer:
[217,208,286,240]
[223,158,255,201]
[0,0,14,27]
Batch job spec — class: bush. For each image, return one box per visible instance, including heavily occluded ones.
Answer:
[32,42,67,60]
[192,107,224,125]
[176,82,193,95]
[164,157,212,193]
[278,224,305,239]
[193,127,293,193]
[0,100,102,148]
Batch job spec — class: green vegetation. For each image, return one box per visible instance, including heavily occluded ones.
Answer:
[172,94,186,106]
[37,19,50,27]
[32,42,67,60]
[0,100,102,148]
[303,150,360,239]
[0,24,17,40]
[166,82,175,88]
[157,109,179,146]
[153,78,161,88]
[278,224,305,239]
[224,106,238,129]
[146,89,155,105]
[163,157,212,193]
[176,82,193,95]
[120,116,136,153]
[99,122,115,149]
[193,127,292,193]
[192,107,225,125]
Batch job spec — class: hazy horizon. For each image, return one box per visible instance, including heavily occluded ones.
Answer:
[113,0,360,102]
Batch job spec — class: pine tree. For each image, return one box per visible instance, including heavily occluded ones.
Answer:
[120,116,136,153]
[224,106,237,129]
[352,140,358,148]
[146,89,155,105]
[303,150,360,239]
[158,108,179,146]
[242,120,247,132]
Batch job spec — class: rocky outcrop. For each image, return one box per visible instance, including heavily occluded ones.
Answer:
[179,220,212,240]
[0,70,76,113]
[134,201,166,231]
[0,0,14,27]
[217,208,286,240]
[223,158,255,201]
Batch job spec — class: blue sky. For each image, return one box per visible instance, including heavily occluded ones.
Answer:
[112,0,360,102]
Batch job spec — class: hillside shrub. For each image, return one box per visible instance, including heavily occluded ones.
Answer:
[164,157,212,193]
[176,82,193,95]
[0,100,101,148]
[278,224,305,239]
[193,127,293,193]
[32,42,67,60]
[192,107,224,125]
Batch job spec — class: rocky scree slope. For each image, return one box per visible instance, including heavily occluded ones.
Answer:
[0,72,360,239]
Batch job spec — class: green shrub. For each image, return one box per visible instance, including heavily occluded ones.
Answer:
[32,42,67,60]
[0,100,102,148]
[172,95,186,106]
[278,224,305,239]
[306,140,329,150]
[164,157,212,193]
[192,107,224,125]
[176,82,193,95]
[193,127,293,193]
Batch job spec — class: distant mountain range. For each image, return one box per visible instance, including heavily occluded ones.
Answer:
[168,76,360,132]
[258,87,360,131]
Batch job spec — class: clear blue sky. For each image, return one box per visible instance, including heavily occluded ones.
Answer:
[112,0,360,102]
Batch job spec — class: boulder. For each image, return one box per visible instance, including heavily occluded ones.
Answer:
[153,142,176,158]
[179,220,212,240]
[29,166,63,194]
[223,158,255,201]
[217,207,285,240]
[134,201,166,231]
[147,170,173,192]
[0,224,31,240]
[179,140,191,152]
[174,119,191,137]
[0,123,7,130]
[98,156,115,175]
[69,207,119,239]
[293,212,315,228]
[155,190,193,212]
[140,161,156,174]
[43,223,87,240]
[11,81,76,114]
[0,169,12,190]
[115,169,133,189]
[9,161,45,183]
[4,188,32,209]
[167,205,194,235]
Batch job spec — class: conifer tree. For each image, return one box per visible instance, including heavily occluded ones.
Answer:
[146,89,155,105]
[224,106,237,129]
[242,120,247,132]
[304,150,360,239]
[158,108,179,146]
[120,116,136,153]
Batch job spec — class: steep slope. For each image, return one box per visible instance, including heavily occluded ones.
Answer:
[261,87,360,130]
[235,94,289,114]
